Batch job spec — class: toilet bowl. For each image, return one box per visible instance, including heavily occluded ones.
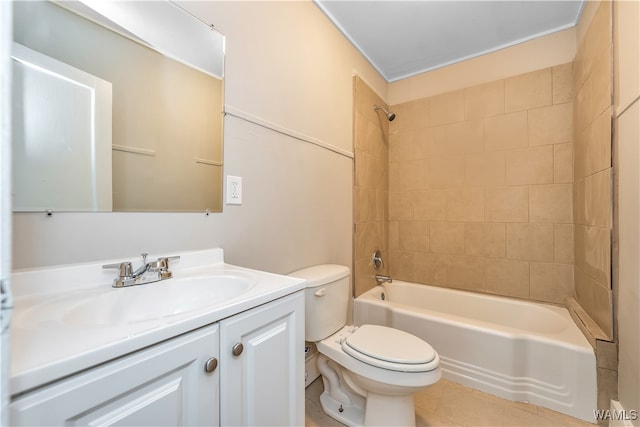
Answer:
[289,265,440,427]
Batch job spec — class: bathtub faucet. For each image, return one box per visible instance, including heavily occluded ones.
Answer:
[375,274,393,284]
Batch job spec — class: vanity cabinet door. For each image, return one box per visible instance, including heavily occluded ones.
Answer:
[10,324,220,426]
[220,291,304,426]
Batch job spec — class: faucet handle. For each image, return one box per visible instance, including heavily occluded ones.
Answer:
[156,255,180,269]
[155,255,180,279]
[102,262,133,278]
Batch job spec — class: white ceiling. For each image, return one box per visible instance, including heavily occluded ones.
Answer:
[315,1,585,82]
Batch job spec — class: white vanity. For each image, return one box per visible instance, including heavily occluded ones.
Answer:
[9,248,306,426]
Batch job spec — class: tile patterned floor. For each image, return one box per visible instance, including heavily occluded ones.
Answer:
[305,377,596,427]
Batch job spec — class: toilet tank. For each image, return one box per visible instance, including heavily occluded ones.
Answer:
[289,264,350,342]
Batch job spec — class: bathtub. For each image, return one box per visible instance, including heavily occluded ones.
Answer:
[354,282,597,422]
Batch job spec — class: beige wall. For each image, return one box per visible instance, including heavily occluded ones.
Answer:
[613,0,640,420]
[11,1,386,275]
[384,65,575,304]
[388,27,576,105]
[353,77,390,296]
[572,0,614,339]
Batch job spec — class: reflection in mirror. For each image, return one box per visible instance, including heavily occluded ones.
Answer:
[12,0,224,213]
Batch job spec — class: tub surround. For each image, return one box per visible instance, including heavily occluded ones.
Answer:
[355,283,597,422]
[572,0,613,341]
[10,248,306,396]
[380,63,575,305]
[353,76,391,298]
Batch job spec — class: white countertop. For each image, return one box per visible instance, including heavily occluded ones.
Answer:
[9,248,306,396]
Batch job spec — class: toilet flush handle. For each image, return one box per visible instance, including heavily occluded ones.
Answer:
[314,288,326,297]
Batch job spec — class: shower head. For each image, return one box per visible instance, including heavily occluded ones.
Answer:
[374,104,396,122]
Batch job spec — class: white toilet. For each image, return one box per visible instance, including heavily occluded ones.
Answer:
[290,264,440,427]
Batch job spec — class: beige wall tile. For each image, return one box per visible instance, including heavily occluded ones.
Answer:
[430,222,465,254]
[554,142,573,183]
[354,256,374,297]
[505,68,553,112]
[529,183,573,223]
[585,168,612,228]
[573,179,586,225]
[390,250,415,283]
[575,266,595,315]
[583,224,611,288]
[354,187,376,223]
[354,222,385,262]
[580,0,612,88]
[398,159,429,191]
[554,223,575,264]
[574,224,586,271]
[553,62,573,104]
[575,224,611,290]
[573,127,588,181]
[592,283,613,338]
[438,254,485,292]
[575,78,593,134]
[355,111,388,155]
[413,252,434,285]
[590,45,612,121]
[484,258,530,298]
[595,338,617,370]
[446,188,485,222]
[413,127,430,160]
[389,98,429,133]
[597,367,618,413]
[464,80,505,120]
[530,262,574,304]
[507,222,554,262]
[389,192,414,221]
[363,155,385,190]
[388,221,399,252]
[528,102,573,146]
[428,155,465,189]
[414,190,447,221]
[484,111,528,151]
[464,151,506,187]
[506,145,554,185]
[416,126,447,158]
[389,130,414,162]
[389,162,399,192]
[417,252,443,286]
[379,193,389,222]
[585,108,612,176]
[398,221,430,252]
[445,119,484,155]
[465,222,506,258]
[485,186,529,222]
[429,90,465,126]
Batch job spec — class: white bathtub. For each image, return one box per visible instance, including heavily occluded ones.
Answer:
[354,282,597,422]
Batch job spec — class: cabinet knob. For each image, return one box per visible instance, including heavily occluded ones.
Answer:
[232,342,244,357]
[204,357,218,373]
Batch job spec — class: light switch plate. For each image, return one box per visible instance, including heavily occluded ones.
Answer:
[226,175,242,205]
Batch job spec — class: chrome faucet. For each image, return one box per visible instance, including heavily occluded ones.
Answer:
[375,274,392,284]
[103,253,180,288]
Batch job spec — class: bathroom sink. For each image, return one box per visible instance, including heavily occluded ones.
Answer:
[20,273,257,329]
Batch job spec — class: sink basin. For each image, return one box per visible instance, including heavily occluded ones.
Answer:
[19,272,257,329]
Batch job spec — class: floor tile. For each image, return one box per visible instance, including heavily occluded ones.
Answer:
[305,378,595,427]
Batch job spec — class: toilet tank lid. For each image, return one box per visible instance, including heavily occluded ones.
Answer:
[288,264,350,288]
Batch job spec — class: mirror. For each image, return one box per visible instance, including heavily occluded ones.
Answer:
[11,0,224,213]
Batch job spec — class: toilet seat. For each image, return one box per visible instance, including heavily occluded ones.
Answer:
[341,325,438,372]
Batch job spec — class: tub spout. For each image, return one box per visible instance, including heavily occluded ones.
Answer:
[375,274,392,284]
